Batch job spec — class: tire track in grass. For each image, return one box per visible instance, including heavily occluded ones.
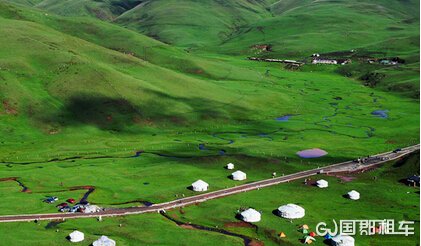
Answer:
[160,211,261,246]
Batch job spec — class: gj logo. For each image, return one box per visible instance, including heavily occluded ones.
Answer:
[315,219,414,236]
[316,219,338,236]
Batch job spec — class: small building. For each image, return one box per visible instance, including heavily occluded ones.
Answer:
[407,175,420,187]
[277,204,305,219]
[316,179,329,188]
[330,234,355,246]
[93,236,116,246]
[192,180,209,192]
[312,58,337,65]
[231,170,247,181]
[226,163,235,170]
[379,59,398,65]
[347,190,360,200]
[68,230,84,243]
[240,208,261,222]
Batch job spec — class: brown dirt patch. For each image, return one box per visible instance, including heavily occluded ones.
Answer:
[0,177,18,182]
[180,224,195,229]
[248,240,264,246]
[303,178,317,186]
[326,174,356,182]
[69,185,94,190]
[224,221,255,228]
[2,100,17,115]
[385,140,397,144]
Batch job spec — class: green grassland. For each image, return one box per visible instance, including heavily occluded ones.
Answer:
[0,153,418,245]
[0,0,419,245]
[0,213,244,245]
[165,153,420,246]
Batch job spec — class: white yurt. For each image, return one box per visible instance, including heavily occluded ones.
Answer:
[68,230,84,243]
[330,234,355,246]
[93,236,116,246]
[231,170,247,181]
[226,163,235,170]
[347,190,360,200]
[316,179,329,188]
[277,204,305,219]
[240,208,261,222]
[191,180,209,192]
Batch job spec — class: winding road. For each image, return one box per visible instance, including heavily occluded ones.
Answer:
[0,144,418,223]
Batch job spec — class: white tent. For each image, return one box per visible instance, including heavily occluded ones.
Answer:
[316,179,329,188]
[330,234,355,246]
[277,204,305,219]
[240,208,261,222]
[93,236,116,246]
[192,180,209,192]
[231,170,246,181]
[226,163,235,170]
[68,230,84,243]
[347,190,360,200]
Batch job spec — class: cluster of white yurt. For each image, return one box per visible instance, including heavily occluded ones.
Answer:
[68,231,84,243]
[347,190,360,200]
[191,179,209,192]
[277,204,305,219]
[68,232,115,246]
[240,208,261,223]
[231,170,247,181]
[316,179,328,188]
[330,234,355,246]
[93,236,116,246]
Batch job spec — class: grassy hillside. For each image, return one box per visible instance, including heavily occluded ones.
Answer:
[15,0,419,96]
[0,1,418,245]
[114,0,276,46]
[13,0,144,20]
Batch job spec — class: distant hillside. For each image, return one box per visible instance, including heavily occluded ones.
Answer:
[0,1,270,134]
[22,0,419,53]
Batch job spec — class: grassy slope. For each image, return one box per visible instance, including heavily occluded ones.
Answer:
[114,0,276,47]
[0,1,418,245]
[7,0,420,95]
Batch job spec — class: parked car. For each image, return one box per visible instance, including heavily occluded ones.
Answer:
[70,206,80,213]
[393,148,402,153]
[43,196,59,203]
[59,206,71,212]
[56,203,68,208]
[67,198,76,204]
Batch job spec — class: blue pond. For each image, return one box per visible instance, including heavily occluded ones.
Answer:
[297,148,328,158]
[371,110,388,118]
[276,115,292,122]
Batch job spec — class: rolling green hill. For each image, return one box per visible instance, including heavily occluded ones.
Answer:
[0,1,419,245]
[11,0,419,96]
